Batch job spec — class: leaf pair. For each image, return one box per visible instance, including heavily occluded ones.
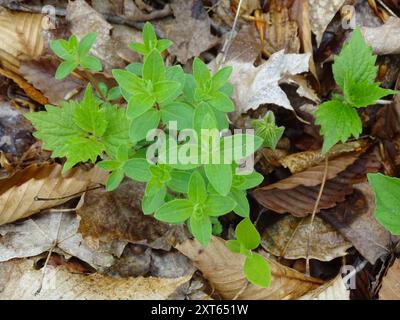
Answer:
[227,218,271,288]
[315,28,397,153]
[51,33,102,80]
[155,171,236,246]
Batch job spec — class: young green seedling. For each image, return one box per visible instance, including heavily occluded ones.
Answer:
[252,111,285,150]
[227,218,272,288]
[315,28,397,154]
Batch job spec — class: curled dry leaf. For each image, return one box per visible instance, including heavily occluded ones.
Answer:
[362,17,400,55]
[379,259,400,300]
[0,212,125,270]
[227,50,311,115]
[320,183,393,265]
[253,152,381,217]
[176,236,323,300]
[299,275,349,300]
[279,141,367,174]
[261,215,352,261]
[0,258,191,300]
[157,0,219,64]
[66,0,125,72]
[308,0,346,46]
[20,57,85,105]
[0,163,107,226]
[77,179,178,251]
[0,9,44,74]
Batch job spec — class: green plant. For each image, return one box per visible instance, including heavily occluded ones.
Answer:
[26,22,270,287]
[368,173,400,235]
[227,218,271,288]
[315,28,397,154]
[252,111,285,150]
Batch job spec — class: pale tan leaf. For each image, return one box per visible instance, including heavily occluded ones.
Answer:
[0,211,125,269]
[379,259,400,300]
[299,275,350,300]
[0,258,191,300]
[0,163,107,226]
[0,9,44,74]
[261,215,352,261]
[176,236,323,300]
[362,17,400,55]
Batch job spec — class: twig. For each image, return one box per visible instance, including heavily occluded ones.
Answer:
[34,184,103,201]
[376,0,399,18]
[305,157,329,276]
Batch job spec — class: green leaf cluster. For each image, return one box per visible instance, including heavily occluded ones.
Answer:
[51,33,102,80]
[315,28,397,153]
[252,111,285,150]
[227,218,271,288]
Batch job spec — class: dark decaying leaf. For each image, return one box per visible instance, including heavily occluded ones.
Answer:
[253,151,381,217]
[320,183,394,265]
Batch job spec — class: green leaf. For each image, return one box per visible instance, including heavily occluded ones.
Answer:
[218,134,264,162]
[142,50,165,83]
[188,171,207,203]
[153,80,181,104]
[50,39,73,60]
[204,195,236,216]
[233,172,264,190]
[125,62,143,77]
[78,32,97,56]
[107,87,122,101]
[229,188,249,217]
[129,109,161,143]
[73,85,107,136]
[212,66,232,91]
[368,173,400,235]
[97,160,121,171]
[112,69,146,95]
[79,56,102,72]
[127,93,155,119]
[193,102,218,134]
[235,217,260,250]
[105,168,124,192]
[207,92,234,112]
[252,111,285,150]
[142,186,166,215]
[123,158,152,182]
[165,65,186,87]
[129,42,148,55]
[189,214,212,246]
[204,164,232,196]
[161,102,194,130]
[315,99,362,154]
[55,60,78,80]
[244,253,272,288]
[193,57,211,85]
[142,21,157,49]
[332,28,377,89]
[166,170,191,193]
[155,199,194,223]
[156,39,173,53]
[343,77,396,107]
[226,240,241,253]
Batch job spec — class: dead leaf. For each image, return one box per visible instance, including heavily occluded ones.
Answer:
[0,9,44,74]
[157,0,219,64]
[20,57,85,105]
[253,152,381,217]
[379,259,400,300]
[227,50,311,115]
[176,236,323,300]
[308,0,346,46]
[77,179,176,250]
[261,215,352,261]
[0,67,48,104]
[0,163,107,226]
[0,258,191,300]
[0,211,124,269]
[299,275,350,300]
[66,0,125,73]
[362,17,400,55]
[320,183,392,264]
[279,141,367,174]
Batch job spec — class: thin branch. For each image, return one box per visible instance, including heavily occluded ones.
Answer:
[305,157,329,276]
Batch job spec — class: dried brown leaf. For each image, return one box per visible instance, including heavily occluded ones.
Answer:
[0,258,191,300]
[299,275,349,300]
[362,17,400,55]
[253,152,381,217]
[0,163,107,226]
[379,259,400,300]
[261,215,352,261]
[176,236,323,300]
[320,183,392,264]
